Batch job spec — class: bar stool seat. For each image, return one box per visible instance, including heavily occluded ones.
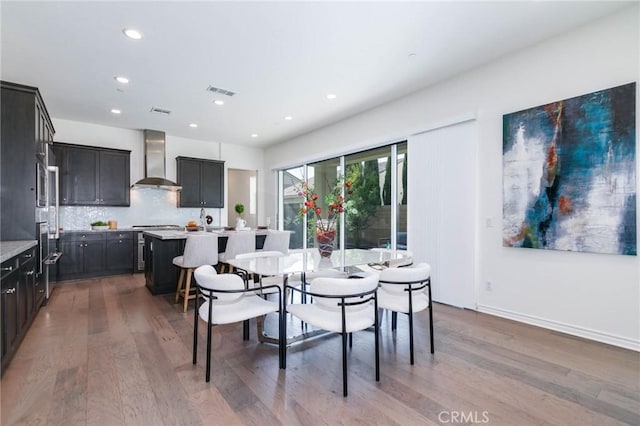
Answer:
[174,233,218,312]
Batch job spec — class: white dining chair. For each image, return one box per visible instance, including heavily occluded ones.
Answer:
[285,272,380,397]
[173,233,218,312]
[377,262,433,364]
[370,247,413,267]
[261,230,290,254]
[192,265,284,382]
[218,230,256,273]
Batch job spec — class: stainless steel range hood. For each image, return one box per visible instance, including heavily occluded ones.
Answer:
[132,129,182,191]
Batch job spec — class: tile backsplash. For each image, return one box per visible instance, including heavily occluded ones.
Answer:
[59,189,222,230]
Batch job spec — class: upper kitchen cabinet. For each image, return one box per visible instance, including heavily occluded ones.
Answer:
[176,156,224,208]
[1,81,55,241]
[53,143,130,206]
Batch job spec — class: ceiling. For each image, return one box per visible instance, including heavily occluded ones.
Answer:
[1,1,631,148]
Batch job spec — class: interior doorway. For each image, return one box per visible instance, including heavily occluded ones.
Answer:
[227,168,258,228]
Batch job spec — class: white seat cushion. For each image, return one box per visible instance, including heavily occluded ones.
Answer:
[172,255,184,267]
[287,303,375,333]
[377,289,429,314]
[199,295,279,325]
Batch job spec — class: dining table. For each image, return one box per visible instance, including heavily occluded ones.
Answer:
[227,248,410,345]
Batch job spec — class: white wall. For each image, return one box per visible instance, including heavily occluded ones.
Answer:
[52,118,265,228]
[264,7,640,349]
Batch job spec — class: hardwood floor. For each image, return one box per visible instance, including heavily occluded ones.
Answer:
[1,274,638,425]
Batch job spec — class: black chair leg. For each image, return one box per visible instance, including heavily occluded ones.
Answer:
[428,283,434,354]
[391,311,397,331]
[243,319,250,340]
[375,300,380,382]
[206,323,213,382]
[342,331,348,397]
[193,294,198,365]
[349,332,353,348]
[409,311,415,365]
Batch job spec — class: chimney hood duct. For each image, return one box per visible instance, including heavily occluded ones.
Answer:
[132,129,182,190]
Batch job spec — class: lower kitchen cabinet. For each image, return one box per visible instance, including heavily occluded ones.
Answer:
[1,246,41,375]
[106,232,133,273]
[57,231,134,281]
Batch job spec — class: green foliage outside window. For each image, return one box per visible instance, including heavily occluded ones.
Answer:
[346,159,381,247]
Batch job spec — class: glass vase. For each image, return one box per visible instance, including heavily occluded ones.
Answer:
[316,227,336,258]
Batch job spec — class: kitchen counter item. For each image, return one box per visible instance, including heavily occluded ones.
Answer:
[0,240,38,263]
[108,220,118,229]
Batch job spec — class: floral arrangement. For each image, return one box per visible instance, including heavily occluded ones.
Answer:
[297,177,352,233]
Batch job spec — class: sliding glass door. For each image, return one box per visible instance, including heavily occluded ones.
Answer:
[278,141,407,251]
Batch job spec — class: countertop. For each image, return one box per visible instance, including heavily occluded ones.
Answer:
[60,228,136,233]
[143,229,274,240]
[0,240,38,263]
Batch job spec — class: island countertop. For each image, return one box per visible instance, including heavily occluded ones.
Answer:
[142,229,277,240]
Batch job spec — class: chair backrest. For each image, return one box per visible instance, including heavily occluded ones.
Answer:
[310,273,378,312]
[182,233,219,268]
[194,265,244,302]
[235,250,284,260]
[370,248,413,267]
[220,230,256,261]
[378,262,431,294]
[261,230,290,254]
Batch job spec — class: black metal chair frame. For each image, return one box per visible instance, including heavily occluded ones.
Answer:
[193,277,284,382]
[378,276,433,364]
[283,282,380,397]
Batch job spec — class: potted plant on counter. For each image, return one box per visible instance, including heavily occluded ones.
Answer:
[234,203,246,229]
[91,221,109,230]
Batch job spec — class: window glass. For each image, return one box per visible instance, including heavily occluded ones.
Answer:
[397,142,408,250]
[344,146,391,249]
[307,158,341,250]
[281,166,305,249]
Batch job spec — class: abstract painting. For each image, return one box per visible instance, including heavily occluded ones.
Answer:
[503,82,636,255]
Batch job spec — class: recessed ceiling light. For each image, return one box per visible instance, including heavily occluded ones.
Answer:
[111,109,121,114]
[326,94,337,100]
[214,100,224,106]
[114,76,129,84]
[251,133,258,138]
[123,28,143,40]
[189,123,198,128]
[284,116,293,121]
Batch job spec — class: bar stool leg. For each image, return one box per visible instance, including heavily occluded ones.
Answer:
[183,268,193,313]
[175,268,185,303]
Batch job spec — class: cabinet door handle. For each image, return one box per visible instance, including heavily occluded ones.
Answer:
[22,253,33,258]
[1,266,13,272]
[25,270,35,276]
[3,288,16,294]
[39,289,45,294]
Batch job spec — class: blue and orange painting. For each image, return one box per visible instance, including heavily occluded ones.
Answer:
[503,83,636,255]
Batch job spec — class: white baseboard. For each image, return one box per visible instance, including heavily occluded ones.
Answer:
[476,304,640,352]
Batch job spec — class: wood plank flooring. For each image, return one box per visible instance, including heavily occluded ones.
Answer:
[1,274,638,425]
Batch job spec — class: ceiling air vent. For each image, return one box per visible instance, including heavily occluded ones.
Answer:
[150,107,172,115]
[206,85,235,97]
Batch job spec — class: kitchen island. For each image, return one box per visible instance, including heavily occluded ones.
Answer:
[143,230,268,295]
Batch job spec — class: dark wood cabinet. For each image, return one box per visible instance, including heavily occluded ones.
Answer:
[57,233,106,281]
[176,156,224,208]
[54,143,130,206]
[144,235,185,295]
[106,232,133,273]
[1,81,55,241]
[1,260,20,372]
[57,231,134,281]
[1,246,41,375]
